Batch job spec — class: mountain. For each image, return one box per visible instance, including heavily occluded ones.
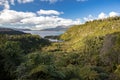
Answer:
[41,26,70,31]
[0,27,26,35]
[13,28,31,31]
[0,27,13,31]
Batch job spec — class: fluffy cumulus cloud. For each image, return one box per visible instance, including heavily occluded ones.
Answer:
[0,10,36,24]
[83,15,95,21]
[32,17,81,30]
[98,12,107,19]
[22,14,81,30]
[37,9,63,16]
[84,11,120,21]
[0,9,81,30]
[98,12,120,19]
[109,12,120,17]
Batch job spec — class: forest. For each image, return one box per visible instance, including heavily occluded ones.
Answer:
[0,17,120,80]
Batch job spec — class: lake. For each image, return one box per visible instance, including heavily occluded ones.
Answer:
[23,31,65,38]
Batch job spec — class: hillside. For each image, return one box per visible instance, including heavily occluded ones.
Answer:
[34,16,120,80]
[60,16,120,51]
[0,27,26,35]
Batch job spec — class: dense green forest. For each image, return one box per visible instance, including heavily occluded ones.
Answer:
[0,17,120,80]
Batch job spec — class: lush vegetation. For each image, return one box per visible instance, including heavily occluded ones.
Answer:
[0,34,50,80]
[60,16,120,52]
[1,17,120,80]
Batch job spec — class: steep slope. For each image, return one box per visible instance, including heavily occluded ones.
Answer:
[60,17,120,51]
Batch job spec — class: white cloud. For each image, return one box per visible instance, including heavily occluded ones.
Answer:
[17,0,34,4]
[98,12,107,19]
[20,16,81,30]
[83,15,95,21]
[109,11,120,17]
[37,9,63,16]
[4,1,10,10]
[33,18,81,30]
[40,0,61,4]
[0,9,81,30]
[83,11,120,22]
[0,10,36,24]
[98,12,119,19]
[10,0,15,5]
[0,0,34,10]
[0,0,4,5]
[0,0,10,10]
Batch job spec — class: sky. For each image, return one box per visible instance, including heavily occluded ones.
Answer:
[0,0,120,30]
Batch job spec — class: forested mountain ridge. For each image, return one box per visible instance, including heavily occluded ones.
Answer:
[0,27,13,31]
[0,27,26,35]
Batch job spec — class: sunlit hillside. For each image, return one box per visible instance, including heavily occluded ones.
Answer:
[60,17,120,51]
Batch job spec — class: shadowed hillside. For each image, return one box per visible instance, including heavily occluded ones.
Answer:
[0,27,26,35]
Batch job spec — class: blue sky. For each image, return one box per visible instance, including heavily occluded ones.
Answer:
[0,0,120,30]
[10,0,120,19]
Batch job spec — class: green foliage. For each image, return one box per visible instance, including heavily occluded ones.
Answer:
[60,17,120,51]
[114,65,120,79]
[0,34,51,79]
[78,66,99,80]
[16,52,65,80]
[1,17,120,80]
[0,41,23,79]
[8,34,50,53]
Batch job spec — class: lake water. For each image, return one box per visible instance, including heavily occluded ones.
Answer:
[23,31,65,38]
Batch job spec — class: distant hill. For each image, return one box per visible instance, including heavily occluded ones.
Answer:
[13,28,31,31]
[41,26,70,31]
[0,27,26,35]
[0,27,13,31]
